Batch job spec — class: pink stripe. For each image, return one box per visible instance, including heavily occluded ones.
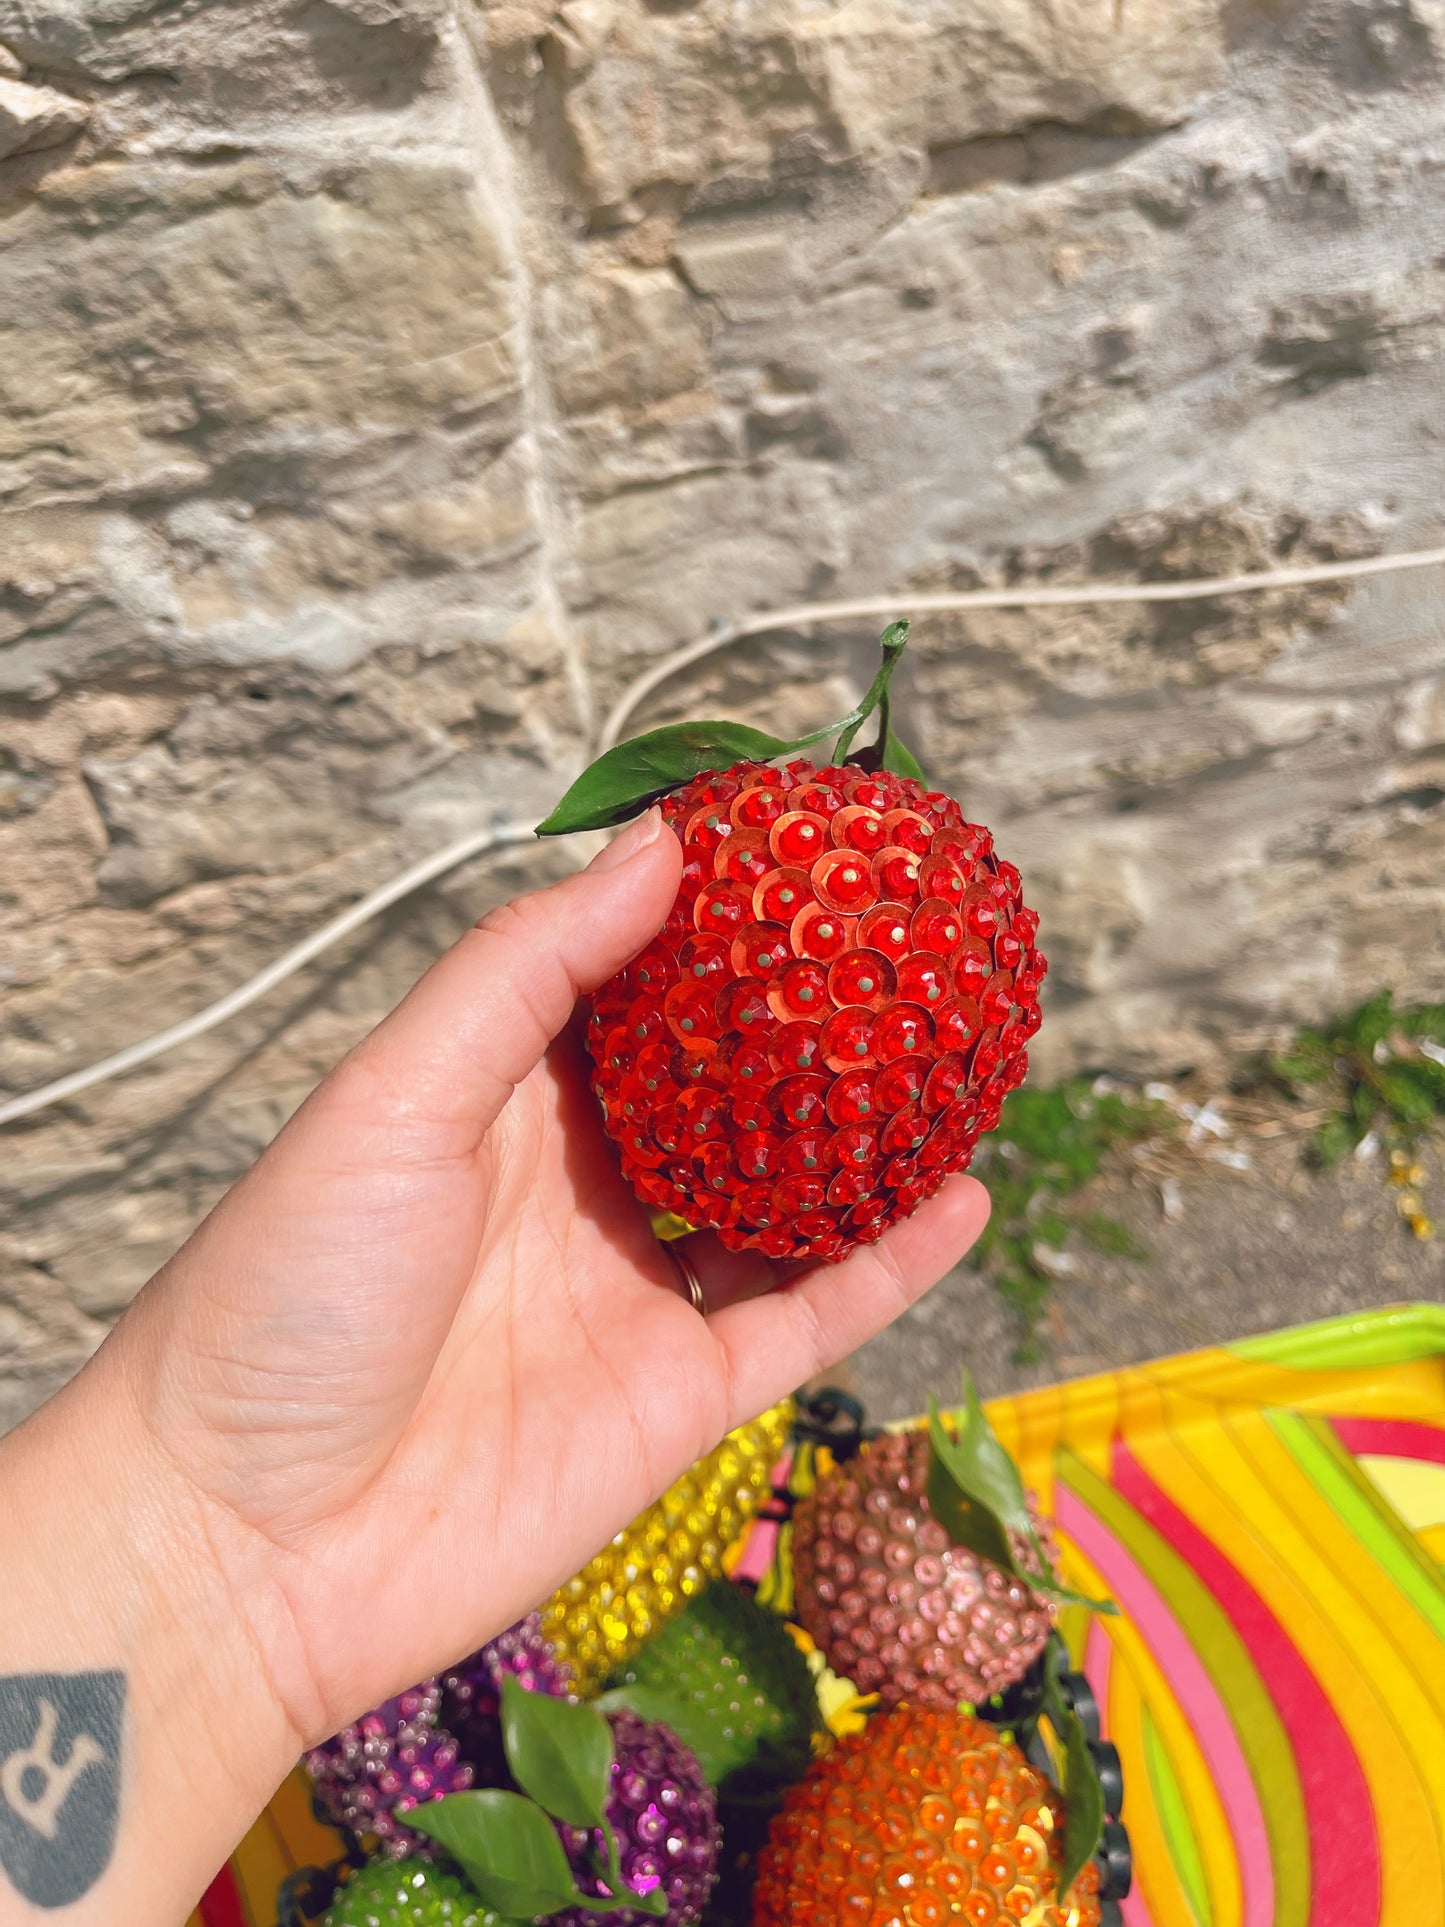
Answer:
[1056,1484,1276,1927]
[1115,1444,1380,1927]
[1330,1415,1445,1467]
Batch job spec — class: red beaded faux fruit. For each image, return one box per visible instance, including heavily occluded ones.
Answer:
[539,622,1044,1264]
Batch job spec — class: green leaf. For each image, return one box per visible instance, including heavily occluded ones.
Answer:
[928,1377,1116,1614]
[1043,1672,1107,1903]
[536,721,792,834]
[500,1672,614,1828]
[880,725,926,782]
[407,1789,583,1920]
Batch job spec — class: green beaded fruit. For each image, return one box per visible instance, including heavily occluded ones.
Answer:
[605,1581,818,1796]
[323,1858,502,1927]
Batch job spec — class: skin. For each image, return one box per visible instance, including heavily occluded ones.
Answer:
[0,807,989,1925]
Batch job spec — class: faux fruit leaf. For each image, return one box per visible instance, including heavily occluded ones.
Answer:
[536,619,925,836]
[1043,1651,1107,1903]
[537,722,792,835]
[407,1789,582,1920]
[499,1672,613,1830]
[927,1375,1116,1614]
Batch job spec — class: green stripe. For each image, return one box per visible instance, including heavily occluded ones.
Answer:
[1058,1449,1310,1927]
[1266,1411,1445,1644]
[1142,1702,1211,1927]
[1232,1304,1445,1373]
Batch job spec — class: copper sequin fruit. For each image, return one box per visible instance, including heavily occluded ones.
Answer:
[553,1709,718,1927]
[752,1706,1101,1927]
[584,759,1042,1262]
[542,1401,793,1693]
[791,1430,1056,1710]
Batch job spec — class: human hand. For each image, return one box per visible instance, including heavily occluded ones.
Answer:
[0,807,988,1923]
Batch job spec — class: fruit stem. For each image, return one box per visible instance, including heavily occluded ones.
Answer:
[831,619,910,764]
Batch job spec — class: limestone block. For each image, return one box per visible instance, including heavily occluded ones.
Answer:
[0,72,85,157]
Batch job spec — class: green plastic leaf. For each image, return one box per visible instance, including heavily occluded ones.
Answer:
[880,725,926,783]
[500,1672,614,1828]
[407,1789,583,1920]
[1043,1670,1107,1903]
[536,721,791,834]
[928,1377,1116,1613]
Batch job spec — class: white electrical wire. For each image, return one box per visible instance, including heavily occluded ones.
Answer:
[5,541,1445,1129]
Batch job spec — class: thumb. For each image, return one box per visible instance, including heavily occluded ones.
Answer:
[334,806,681,1145]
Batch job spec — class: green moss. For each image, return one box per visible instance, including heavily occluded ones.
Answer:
[970,1079,1171,1358]
[1262,990,1445,1161]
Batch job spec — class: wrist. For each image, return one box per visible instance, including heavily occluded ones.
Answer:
[0,1336,301,1922]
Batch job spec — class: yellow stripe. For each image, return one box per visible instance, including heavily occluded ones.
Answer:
[1356,1455,1445,1533]
[1108,1644,1204,1927]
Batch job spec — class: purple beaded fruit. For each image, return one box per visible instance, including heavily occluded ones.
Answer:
[440,1613,574,1783]
[304,1682,473,1858]
[553,1710,718,1927]
[306,1618,570,1854]
[791,1428,1057,1710]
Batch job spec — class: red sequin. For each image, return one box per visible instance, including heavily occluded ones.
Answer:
[820,1006,877,1071]
[896,953,951,1006]
[812,850,879,915]
[754,867,812,923]
[791,903,856,963]
[828,948,897,1011]
[771,811,830,865]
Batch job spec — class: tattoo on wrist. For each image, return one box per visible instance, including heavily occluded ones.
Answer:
[0,1673,124,1907]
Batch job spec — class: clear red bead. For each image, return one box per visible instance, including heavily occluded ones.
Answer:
[695,883,752,938]
[820,1006,877,1071]
[912,898,965,956]
[683,804,732,854]
[846,777,892,811]
[979,972,1014,1026]
[734,1129,783,1182]
[828,948,896,1011]
[753,867,811,923]
[732,782,786,828]
[872,1003,932,1062]
[773,959,830,1020]
[934,996,983,1054]
[962,884,1001,941]
[832,805,888,855]
[696,1142,737,1194]
[812,850,879,915]
[770,811,829,865]
[626,997,669,1047]
[779,1128,831,1174]
[775,1074,831,1129]
[715,826,773,886]
[829,1123,879,1168]
[730,1086,775,1135]
[923,1053,970,1112]
[880,809,934,854]
[881,1103,929,1156]
[825,1068,877,1125]
[871,847,922,900]
[791,904,855,963]
[676,1087,726,1142]
[770,1021,824,1073]
[858,904,913,962]
[629,945,679,996]
[678,934,731,983]
[721,1037,773,1084]
[665,981,720,1044]
[920,853,967,904]
[633,1042,675,1095]
[954,939,991,998]
[874,1054,930,1112]
[716,977,773,1034]
[827,1167,874,1208]
[772,1173,827,1216]
[896,953,950,1006]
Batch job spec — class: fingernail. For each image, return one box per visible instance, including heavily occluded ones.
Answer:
[588,805,664,873]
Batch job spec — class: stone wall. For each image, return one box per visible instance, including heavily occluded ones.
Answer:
[4,0,1445,1425]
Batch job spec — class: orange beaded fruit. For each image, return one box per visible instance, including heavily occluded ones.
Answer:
[751,1706,1102,1927]
[574,753,1042,1263]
